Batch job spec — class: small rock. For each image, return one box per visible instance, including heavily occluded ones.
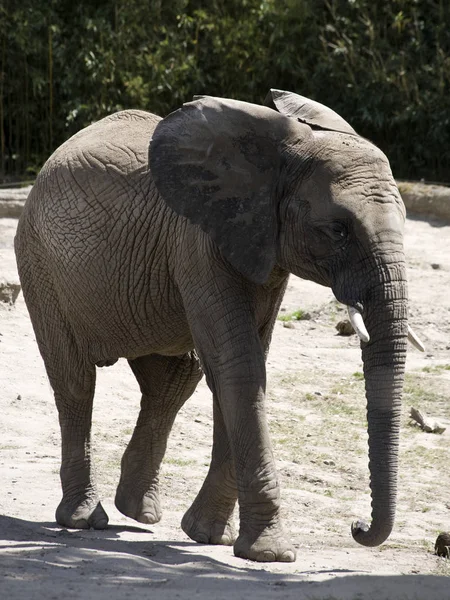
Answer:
[0,280,21,305]
[336,320,355,336]
[314,391,322,396]
[323,459,335,466]
[431,263,441,270]
[435,532,450,558]
[296,312,312,321]
[283,321,295,329]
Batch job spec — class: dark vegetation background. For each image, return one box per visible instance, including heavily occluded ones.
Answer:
[1,0,449,182]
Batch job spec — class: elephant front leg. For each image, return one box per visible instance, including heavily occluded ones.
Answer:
[230,386,295,563]
[189,326,295,561]
[115,352,202,524]
[181,397,238,545]
[54,368,108,530]
[182,284,288,547]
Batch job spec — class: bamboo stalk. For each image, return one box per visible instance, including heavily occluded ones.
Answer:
[0,36,5,178]
[48,23,53,152]
[25,54,30,165]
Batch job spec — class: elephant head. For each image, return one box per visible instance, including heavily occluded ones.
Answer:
[150,90,420,547]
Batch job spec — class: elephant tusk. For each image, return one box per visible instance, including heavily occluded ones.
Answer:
[347,306,370,343]
[347,308,425,350]
[408,325,425,352]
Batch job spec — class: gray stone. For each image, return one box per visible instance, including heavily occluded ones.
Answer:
[0,186,31,217]
[0,279,21,304]
[398,181,450,222]
[335,319,355,336]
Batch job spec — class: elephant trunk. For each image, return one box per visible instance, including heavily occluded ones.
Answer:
[351,263,408,547]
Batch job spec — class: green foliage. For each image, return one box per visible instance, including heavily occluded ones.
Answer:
[421,364,450,374]
[278,308,309,321]
[1,0,449,180]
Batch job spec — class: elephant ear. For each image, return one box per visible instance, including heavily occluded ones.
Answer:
[150,96,293,284]
[264,88,357,136]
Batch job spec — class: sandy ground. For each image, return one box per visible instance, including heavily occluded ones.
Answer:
[0,209,449,599]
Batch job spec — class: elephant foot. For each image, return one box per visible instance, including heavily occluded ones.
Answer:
[114,483,162,525]
[181,498,237,546]
[56,495,108,530]
[234,524,296,562]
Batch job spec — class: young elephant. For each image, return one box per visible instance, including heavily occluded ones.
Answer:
[15,90,421,563]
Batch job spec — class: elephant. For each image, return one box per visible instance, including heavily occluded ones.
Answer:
[14,89,423,563]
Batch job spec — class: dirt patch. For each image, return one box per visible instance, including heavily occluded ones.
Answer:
[0,211,449,599]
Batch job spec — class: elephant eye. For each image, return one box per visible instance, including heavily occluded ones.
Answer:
[328,221,348,243]
[308,220,349,260]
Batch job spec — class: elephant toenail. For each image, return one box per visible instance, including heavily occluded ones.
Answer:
[260,550,276,562]
[280,550,296,562]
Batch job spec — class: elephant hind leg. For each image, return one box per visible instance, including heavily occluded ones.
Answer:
[181,396,238,546]
[18,254,107,529]
[52,363,105,529]
[115,351,203,524]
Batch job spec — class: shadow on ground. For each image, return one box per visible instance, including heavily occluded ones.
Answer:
[0,514,448,600]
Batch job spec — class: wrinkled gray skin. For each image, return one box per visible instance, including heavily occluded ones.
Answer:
[15,90,408,563]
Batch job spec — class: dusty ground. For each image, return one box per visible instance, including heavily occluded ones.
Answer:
[0,208,449,599]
